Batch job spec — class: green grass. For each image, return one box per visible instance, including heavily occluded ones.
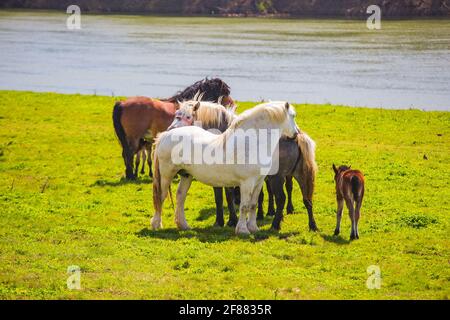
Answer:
[0,90,449,300]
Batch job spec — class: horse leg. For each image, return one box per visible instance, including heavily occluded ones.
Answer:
[151,176,171,230]
[286,175,294,214]
[134,150,141,178]
[213,187,225,227]
[266,180,276,216]
[270,176,286,231]
[236,183,253,235]
[334,197,344,236]
[247,179,265,233]
[145,141,153,178]
[354,199,362,239]
[233,187,241,206]
[294,168,318,231]
[345,198,356,240]
[257,188,265,221]
[225,187,238,227]
[122,149,135,180]
[175,175,192,230]
[126,138,139,180]
[141,148,146,175]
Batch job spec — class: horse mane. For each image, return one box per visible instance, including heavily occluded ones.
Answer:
[179,100,235,129]
[166,78,231,103]
[212,101,289,146]
[296,131,318,177]
[196,102,235,129]
[227,101,288,131]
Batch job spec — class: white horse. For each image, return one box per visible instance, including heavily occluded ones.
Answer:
[151,101,299,235]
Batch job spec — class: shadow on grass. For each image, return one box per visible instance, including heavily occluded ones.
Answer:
[320,233,351,245]
[196,207,215,222]
[195,208,274,228]
[91,177,152,187]
[136,226,300,243]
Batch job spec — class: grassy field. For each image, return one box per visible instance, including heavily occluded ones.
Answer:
[0,90,449,300]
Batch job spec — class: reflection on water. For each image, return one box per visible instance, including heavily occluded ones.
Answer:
[0,10,449,110]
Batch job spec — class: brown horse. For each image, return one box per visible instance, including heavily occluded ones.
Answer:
[112,78,234,179]
[333,164,365,240]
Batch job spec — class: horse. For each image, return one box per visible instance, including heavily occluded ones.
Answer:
[167,100,238,227]
[169,100,318,231]
[152,101,299,235]
[134,139,152,178]
[112,78,234,180]
[332,164,365,240]
[257,132,318,231]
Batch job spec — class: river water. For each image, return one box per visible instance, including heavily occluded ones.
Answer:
[0,10,449,110]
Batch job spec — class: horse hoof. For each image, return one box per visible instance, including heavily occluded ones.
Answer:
[247,223,259,233]
[256,213,264,221]
[227,219,237,227]
[236,223,250,235]
[334,229,340,236]
[176,221,191,231]
[214,220,225,228]
[286,206,294,215]
[270,224,281,231]
[309,224,319,232]
[151,218,162,230]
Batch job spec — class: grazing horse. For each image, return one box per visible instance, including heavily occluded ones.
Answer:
[112,78,234,180]
[333,164,365,240]
[152,101,299,235]
[258,132,319,231]
[167,100,238,227]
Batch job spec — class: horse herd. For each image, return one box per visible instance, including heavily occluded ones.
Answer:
[112,78,365,239]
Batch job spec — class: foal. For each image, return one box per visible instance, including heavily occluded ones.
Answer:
[333,164,365,240]
[134,139,152,178]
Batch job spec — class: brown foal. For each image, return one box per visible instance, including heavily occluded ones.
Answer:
[333,164,365,240]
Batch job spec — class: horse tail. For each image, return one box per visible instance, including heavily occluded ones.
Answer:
[152,138,174,213]
[112,101,132,161]
[351,176,361,202]
[296,131,318,178]
[153,152,162,214]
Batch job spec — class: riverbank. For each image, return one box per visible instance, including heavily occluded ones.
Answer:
[0,90,449,299]
[1,0,450,18]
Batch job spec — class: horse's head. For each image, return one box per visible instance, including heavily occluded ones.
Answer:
[168,100,200,130]
[332,164,351,180]
[280,102,300,139]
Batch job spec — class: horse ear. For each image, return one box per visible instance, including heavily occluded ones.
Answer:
[193,101,201,112]
[285,102,290,110]
[332,164,338,174]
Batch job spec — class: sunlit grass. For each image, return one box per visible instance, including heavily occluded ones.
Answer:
[0,90,449,299]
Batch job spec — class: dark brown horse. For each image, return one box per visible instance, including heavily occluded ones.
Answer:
[333,164,365,240]
[257,132,319,231]
[112,78,234,179]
